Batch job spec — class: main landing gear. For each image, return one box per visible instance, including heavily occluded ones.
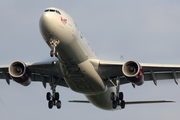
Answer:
[46,77,61,109]
[50,39,60,57]
[109,77,125,109]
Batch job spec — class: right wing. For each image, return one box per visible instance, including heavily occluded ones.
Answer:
[0,61,68,87]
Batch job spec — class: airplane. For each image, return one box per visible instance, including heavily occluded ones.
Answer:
[0,7,179,110]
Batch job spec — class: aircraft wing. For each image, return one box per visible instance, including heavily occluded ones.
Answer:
[0,61,68,87]
[97,60,180,86]
[1,59,180,88]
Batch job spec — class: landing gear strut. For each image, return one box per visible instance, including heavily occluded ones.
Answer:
[46,77,61,109]
[50,39,60,57]
[109,77,125,109]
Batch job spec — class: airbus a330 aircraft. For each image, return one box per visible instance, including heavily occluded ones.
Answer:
[0,7,179,110]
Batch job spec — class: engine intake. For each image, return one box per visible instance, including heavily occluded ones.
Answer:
[122,60,144,86]
[9,61,31,86]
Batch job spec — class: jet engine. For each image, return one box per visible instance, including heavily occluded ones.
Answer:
[9,61,31,86]
[122,60,144,86]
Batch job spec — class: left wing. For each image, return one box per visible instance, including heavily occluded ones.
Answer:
[92,59,180,86]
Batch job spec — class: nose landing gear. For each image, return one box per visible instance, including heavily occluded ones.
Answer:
[46,77,61,109]
[109,77,125,109]
[49,39,60,57]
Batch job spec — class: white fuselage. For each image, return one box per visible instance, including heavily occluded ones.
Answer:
[39,7,117,110]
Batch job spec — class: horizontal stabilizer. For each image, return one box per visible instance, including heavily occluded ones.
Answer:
[69,100,90,103]
[125,100,175,104]
[69,100,175,104]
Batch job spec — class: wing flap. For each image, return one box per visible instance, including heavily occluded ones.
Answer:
[31,74,68,87]
[144,71,180,85]
[141,63,180,72]
[144,71,180,81]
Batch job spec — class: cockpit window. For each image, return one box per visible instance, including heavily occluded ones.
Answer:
[44,9,49,12]
[49,9,55,12]
[44,9,61,15]
[56,10,61,15]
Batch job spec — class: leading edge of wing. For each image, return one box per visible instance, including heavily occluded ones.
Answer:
[99,60,124,65]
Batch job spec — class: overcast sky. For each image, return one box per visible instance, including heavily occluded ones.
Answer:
[0,0,180,120]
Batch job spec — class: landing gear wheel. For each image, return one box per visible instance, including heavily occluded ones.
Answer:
[48,101,53,109]
[55,52,58,57]
[56,100,61,109]
[46,77,62,109]
[109,77,126,109]
[112,101,117,109]
[49,39,59,58]
[110,92,115,101]
[118,92,123,100]
[50,50,54,57]
[46,92,51,101]
[120,100,125,109]
[55,92,59,100]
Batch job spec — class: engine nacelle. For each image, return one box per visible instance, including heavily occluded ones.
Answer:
[9,61,31,86]
[122,60,144,86]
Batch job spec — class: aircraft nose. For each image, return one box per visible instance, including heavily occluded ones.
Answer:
[39,12,57,34]
[40,12,52,23]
